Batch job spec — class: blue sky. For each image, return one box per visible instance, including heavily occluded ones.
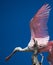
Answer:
[0,0,53,65]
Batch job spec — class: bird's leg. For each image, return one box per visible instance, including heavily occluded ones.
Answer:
[32,54,37,65]
[40,53,44,64]
[32,53,44,65]
[32,54,41,65]
[5,46,31,61]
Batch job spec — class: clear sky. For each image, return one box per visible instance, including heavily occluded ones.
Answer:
[0,0,53,65]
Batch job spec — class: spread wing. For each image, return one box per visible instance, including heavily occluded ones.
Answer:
[30,4,51,38]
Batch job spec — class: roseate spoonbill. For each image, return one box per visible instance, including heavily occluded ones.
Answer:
[5,4,52,65]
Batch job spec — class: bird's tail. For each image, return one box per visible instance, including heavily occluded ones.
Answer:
[38,41,53,65]
[47,41,53,65]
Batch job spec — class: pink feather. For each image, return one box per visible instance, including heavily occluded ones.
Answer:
[39,41,53,65]
[30,4,51,38]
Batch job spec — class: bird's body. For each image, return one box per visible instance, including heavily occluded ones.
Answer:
[28,36,49,50]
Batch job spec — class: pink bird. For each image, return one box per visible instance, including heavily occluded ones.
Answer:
[5,4,53,65]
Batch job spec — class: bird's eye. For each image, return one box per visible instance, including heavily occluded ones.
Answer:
[39,46,43,48]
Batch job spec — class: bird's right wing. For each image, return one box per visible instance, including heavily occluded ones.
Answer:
[30,4,51,38]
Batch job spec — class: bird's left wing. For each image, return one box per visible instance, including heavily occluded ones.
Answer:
[30,4,51,38]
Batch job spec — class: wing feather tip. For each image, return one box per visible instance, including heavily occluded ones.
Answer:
[44,4,51,11]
